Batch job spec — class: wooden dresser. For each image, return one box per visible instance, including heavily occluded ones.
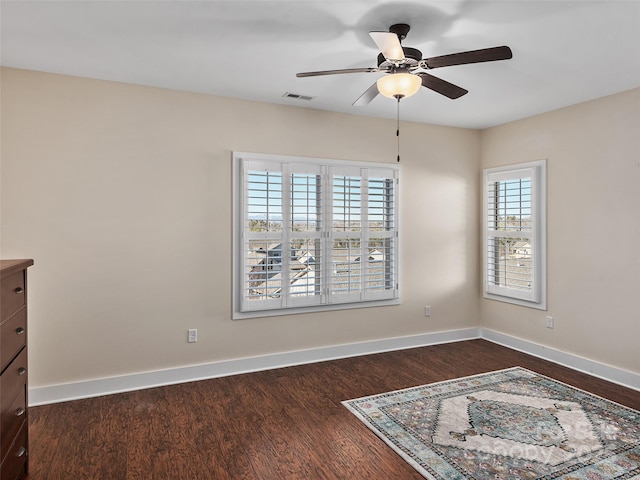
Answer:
[1,259,33,480]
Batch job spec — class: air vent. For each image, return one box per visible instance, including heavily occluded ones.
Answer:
[282,92,314,101]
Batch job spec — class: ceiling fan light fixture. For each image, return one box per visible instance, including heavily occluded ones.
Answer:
[376,73,421,99]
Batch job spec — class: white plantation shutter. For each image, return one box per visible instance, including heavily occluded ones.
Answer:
[329,169,363,304]
[366,174,397,299]
[329,167,398,304]
[234,153,399,316]
[483,160,546,308]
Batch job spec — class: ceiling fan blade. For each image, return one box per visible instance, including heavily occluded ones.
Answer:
[296,67,379,78]
[369,31,405,61]
[419,73,468,99]
[353,83,379,106]
[424,46,512,69]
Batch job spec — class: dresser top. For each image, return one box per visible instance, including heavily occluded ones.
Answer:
[0,259,34,278]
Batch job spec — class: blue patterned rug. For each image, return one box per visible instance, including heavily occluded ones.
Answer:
[342,367,640,479]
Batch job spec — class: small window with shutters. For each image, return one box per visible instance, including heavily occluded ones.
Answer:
[483,160,546,309]
[233,152,400,319]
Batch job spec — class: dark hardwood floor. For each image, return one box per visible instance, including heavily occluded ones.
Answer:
[26,339,639,479]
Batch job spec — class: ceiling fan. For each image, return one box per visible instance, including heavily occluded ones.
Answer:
[296,24,512,105]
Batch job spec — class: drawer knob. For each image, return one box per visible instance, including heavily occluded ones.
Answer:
[18,367,27,376]
[17,446,27,458]
[14,286,24,294]
[15,407,25,417]
[16,327,25,335]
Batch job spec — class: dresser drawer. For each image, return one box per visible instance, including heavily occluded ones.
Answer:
[0,385,26,461]
[0,421,27,480]
[0,349,27,419]
[0,271,26,321]
[1,310,27,373]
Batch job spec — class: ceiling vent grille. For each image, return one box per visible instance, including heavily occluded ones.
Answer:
[282,92,314,101]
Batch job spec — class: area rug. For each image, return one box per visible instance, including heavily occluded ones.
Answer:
[342,367,640,479]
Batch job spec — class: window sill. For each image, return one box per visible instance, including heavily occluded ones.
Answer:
[483,292,547,311]
[233,297,401,320]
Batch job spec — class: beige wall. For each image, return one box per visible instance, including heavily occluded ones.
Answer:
[1,68,481,388]
[480,88,640,373]
[3,68,637,389]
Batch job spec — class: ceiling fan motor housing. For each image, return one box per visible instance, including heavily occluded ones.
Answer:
[377,47,422,67]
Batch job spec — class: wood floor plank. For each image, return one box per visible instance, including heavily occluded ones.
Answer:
[25,339,639,479]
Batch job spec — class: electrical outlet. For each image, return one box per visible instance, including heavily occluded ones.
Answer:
[545,316,554,329]
[188,329,198,343]
[424,306,432,317]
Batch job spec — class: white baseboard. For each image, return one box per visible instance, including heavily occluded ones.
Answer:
[29,327,639,406]
[480,328,640,392]
[29,328,481,406]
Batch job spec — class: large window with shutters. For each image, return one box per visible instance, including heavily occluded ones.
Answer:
[483,160,546,309]
[233,152,400,318]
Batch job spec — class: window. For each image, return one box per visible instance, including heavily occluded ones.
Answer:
[233,152,399,318]
[483,160,546,309]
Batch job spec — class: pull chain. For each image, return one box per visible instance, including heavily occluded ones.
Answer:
[396,96,400,162]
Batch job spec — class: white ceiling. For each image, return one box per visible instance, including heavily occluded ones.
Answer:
[2,1,639,129]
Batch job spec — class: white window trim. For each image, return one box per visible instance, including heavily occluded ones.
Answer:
[482,159,547,310]
[232,152,401,320]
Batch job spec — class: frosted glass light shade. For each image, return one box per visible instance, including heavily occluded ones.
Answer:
[376,73,422,99]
